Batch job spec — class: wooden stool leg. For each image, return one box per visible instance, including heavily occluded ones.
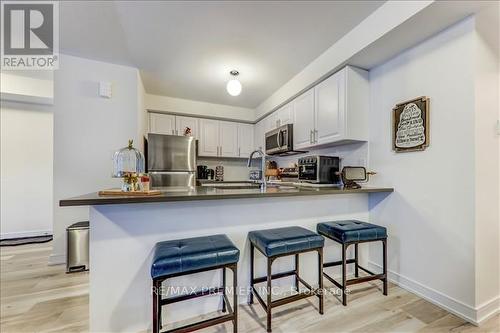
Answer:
[249,243,254,305]
[318,248,324,315]
[294,253,300,292]
[222,267,227,312]
[342,243,347,306]
[266,257,273,333]
[232,263,238,333]
[382,239,388,296]
[354,243,359,278]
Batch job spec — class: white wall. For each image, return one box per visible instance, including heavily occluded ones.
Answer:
[473,2,500,320]
[51,54,142,264]
[146,93,255,122]
[255,1,433,118]
[0,104,54,239]
[368,16,499,324]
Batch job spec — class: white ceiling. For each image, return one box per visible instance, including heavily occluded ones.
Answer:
[60,1,384,108]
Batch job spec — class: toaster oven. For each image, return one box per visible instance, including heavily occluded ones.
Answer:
[298,155,341,184]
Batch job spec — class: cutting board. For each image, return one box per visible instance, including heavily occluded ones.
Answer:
[98,189,162,196]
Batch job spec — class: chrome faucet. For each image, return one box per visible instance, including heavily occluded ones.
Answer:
[247,149,267,191]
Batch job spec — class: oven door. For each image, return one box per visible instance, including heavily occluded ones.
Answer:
[265,124,292,155]
[299,163,318,182]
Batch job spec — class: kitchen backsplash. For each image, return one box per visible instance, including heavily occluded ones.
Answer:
[197,142,368,181]
[197,158,253,181]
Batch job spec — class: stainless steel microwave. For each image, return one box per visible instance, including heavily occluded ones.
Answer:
[265,124,294,155]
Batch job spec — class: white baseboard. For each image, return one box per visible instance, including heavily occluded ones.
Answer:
[368,261,499,326]
[48,253,66,266]
[476,296,500,324]
[0,230,52,240]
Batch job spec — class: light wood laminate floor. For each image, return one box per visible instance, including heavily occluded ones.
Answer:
[1,243,498,332]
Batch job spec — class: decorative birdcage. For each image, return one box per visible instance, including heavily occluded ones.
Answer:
[112,140,145,191]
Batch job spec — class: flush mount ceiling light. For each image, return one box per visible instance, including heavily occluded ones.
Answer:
[226,70,242,96]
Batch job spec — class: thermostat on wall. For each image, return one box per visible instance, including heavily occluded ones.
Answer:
[99,81,112,98]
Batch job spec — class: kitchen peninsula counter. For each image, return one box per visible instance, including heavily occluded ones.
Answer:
[60,185,393,206]
[63,184,393,332]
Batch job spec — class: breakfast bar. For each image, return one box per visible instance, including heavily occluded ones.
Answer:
[61,186,393,332]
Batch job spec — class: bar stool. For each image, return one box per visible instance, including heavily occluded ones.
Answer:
[248,226,324,332]
[151,234,239,333]
[317,220,387,306]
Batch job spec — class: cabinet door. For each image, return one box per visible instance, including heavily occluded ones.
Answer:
[176,116,199,139]
[254,120,265,151]
[315,70,345,144]
[238,123,254,157]
[219,121,239,157]
[293,88,315,149]
[149,113,176,135]
[199,119,219,157]
[277,103,293,126]
[265,113,278,132]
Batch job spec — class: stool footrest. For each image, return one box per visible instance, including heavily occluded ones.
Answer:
[324,258,355,267]
[251,272,322,311]
[253,270,296,284]
[161,286,224,305]
[162,313,234,333]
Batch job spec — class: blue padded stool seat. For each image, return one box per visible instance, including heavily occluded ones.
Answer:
[151,234,239,279]
[317,220,387,244]
[248,226,324,257]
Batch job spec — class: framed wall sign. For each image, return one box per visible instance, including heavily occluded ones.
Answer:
[392,96,430,152]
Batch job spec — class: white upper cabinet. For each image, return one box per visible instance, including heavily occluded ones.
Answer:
[253,120,265,151]
[219,121,239,157]
[149,113,176,135]
[199,119,219,157]
[238,123,254,157]
[315,69,345,145]
[264,114,277,132]
[293,88,315,149]
[276,103,293,127]
[176,116,199,139]
[291,66,368,149]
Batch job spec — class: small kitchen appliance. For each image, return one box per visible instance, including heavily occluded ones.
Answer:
[265,124,305,156]
[341,166,376,189]
[298,155,340,184]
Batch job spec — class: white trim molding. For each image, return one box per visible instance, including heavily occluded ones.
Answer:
[0,230,52,240]
[368,261,499,326]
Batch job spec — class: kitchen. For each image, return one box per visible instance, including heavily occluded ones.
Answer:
[0,1,499,333]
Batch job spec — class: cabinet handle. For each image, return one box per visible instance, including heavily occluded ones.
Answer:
[172,129,175,135]
[239,147,241,157]
[314,130,318,143]
[310,130,313,144]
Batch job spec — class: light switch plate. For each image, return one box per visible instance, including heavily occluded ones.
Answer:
[99,81,112,98]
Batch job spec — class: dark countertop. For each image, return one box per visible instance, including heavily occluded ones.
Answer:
[59,185,393,207]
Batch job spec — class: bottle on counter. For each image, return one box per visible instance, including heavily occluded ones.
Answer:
[141,175,150,191]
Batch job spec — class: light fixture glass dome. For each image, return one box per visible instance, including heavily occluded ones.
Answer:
[226,79,242,96]
[226,70,242,96]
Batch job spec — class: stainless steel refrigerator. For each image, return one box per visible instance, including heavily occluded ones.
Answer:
[146,133,197,188]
